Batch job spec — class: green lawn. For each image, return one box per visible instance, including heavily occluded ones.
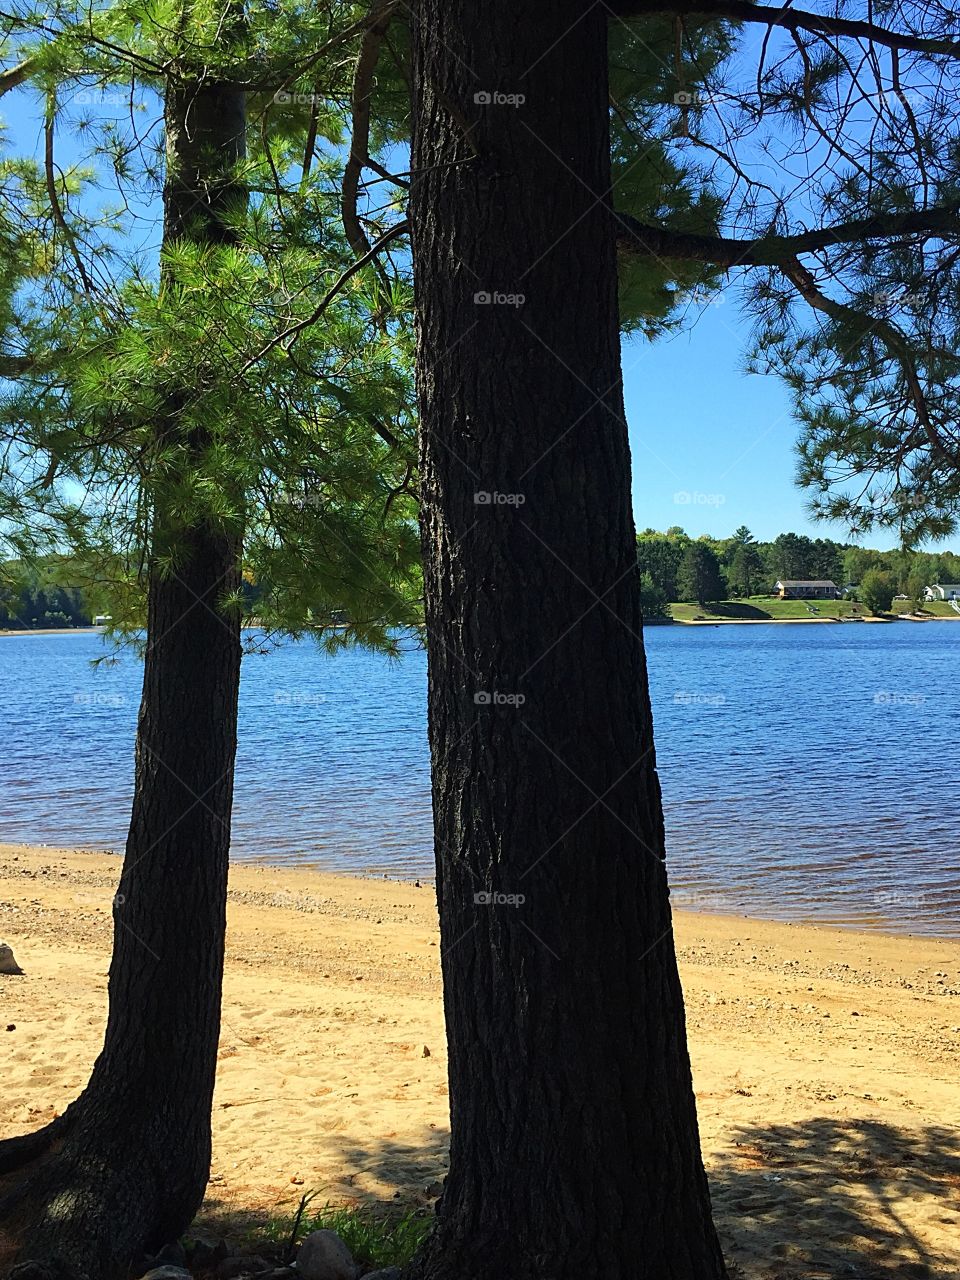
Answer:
[891,599,959,618]
[668,597,864,621]
[666,596,960,621]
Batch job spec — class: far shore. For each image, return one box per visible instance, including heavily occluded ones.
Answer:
[0,626,105,638]
[1,842,958,1277]
[671,613,959,625]
[649,614,960,626]
[4,614,960,638]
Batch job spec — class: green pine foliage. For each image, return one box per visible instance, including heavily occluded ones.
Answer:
[609,15,731,337]
[0,0,420,652]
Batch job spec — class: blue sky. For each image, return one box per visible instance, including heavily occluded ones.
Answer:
[623,301,833,544]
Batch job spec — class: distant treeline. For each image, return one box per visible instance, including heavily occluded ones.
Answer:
[637,526,960,612]
[0,560,94,630]
[8,533,960,630]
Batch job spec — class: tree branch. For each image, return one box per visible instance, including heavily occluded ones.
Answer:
[615,206,960,268]
[45,101,97,295]
[342,0,399,259]
[0,58,33,97]
[606,0,960,59]
[239,219,409,376]
[780,256,960,470]
[0,354,37,378]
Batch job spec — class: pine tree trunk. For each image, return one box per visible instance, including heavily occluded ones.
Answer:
[406,4,727,1278]
[0,76,246,1280]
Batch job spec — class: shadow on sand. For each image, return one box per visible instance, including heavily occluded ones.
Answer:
[198,1116,960,1278]
[710,1117,960,1279]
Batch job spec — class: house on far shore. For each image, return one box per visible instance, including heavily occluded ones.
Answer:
[775,579,839,600]
[923,584,960,601]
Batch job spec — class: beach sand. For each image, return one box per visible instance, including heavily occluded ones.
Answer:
[1,842,958,1278]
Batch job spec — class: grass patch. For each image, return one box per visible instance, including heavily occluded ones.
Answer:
[231,1198,433,1270]
[668,597,866,621]
[667,596,960,622]
[891,599,959,618]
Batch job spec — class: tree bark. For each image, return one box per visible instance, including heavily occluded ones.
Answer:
[0,73,246,1280]
[406,4,727,1278]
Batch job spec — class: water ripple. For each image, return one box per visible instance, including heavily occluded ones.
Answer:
[1,623,958,936]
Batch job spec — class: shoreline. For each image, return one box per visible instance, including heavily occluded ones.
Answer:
[5,614,960,638]
[669,613,960,625]
[17,841,958,942]
[0,626,105,638]
[2,842,958,1277]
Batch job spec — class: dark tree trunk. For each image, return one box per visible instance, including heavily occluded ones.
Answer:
[407,5,727,1279]
[0,76,246,1280]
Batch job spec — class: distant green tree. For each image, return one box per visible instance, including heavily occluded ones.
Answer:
[0,559,92,628]
[728,542,763,597]
[842,546,880,587]
[861,569,896,615]
[732,524,754,546]
[677,542,724,606]
[636,533,685,600]
[769,532,814,579]
[639,571,668,618]
[811,537,844,583]
[907,563,929,610]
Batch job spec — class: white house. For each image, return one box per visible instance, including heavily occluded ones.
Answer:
[923,584,960,601]
[775,579,839,600]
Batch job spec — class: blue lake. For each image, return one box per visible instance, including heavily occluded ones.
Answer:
[1,622,957,936]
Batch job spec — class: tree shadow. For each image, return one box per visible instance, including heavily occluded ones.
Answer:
[706,602,773,620]
[709,1117,960,1279]
[191,1129,446,1272]
[194,1117,960,1278]
[196,1128,448,1242]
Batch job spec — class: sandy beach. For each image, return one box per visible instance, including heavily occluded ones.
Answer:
[1,843,958,1279]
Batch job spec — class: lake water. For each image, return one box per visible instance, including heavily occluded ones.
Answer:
[1,623,958,936]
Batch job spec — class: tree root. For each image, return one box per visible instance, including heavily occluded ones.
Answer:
[0,1116,70,1179]
[0,1109,187,1280]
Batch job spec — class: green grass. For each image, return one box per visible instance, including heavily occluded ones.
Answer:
[224,1199,433,1270]
[666,596,960,621]
[890,599,959,618]
[668,596,867,621]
